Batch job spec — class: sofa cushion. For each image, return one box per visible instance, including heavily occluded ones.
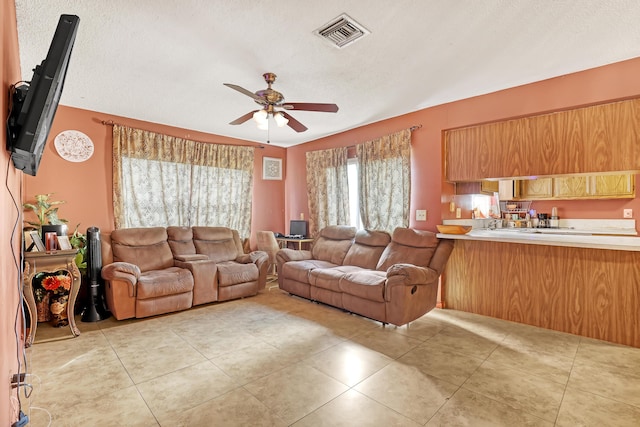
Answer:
[376,228,439,271]
[111,227,174,272]
[136,267,194,299]
[343,229,391,269]
[282,259,338,284]
[193,227,240,263]
[167,226,196,256]
[311,225,356,265]
[339,270,387,302]
[216,261,259,287]
[309,265,365,292]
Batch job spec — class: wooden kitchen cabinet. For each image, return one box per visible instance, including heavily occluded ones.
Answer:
[519,178,553,199]
[592,174,635,198]
[553,176,590,199]
[514,174,635,200]
[445,97,640,181]
[480,180,499,194]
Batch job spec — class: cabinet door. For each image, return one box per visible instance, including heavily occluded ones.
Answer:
[519,178,553,199]
[591,174,635,198]
[480,180,499,194]
[553,176,590,199]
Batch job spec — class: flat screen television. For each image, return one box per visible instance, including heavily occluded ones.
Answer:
[289,220,308,238]
[6,14,80,176]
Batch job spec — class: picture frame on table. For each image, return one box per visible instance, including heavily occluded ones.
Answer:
[29,230,46,252]
[263,157,282,180]
[56,235,72,250]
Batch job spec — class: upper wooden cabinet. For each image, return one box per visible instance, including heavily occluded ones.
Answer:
[519,178,553,199]
[515,174,635,200]
[445,98,640,181]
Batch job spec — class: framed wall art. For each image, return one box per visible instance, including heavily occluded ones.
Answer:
[263,157,282,180]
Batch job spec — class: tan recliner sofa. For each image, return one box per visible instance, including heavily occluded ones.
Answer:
[101,226,268,320]
[276,225,454,326]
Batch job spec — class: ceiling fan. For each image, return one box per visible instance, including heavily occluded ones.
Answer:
[224,72,339,133]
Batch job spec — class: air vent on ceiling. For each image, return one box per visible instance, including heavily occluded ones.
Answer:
[314,13,370,49]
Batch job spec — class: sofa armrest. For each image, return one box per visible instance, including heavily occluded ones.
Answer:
[174,254,210,262]
[385,263,440,300]
[101,262,140,297]
[235,254,252,264]
[102,262,141,283]
[276,249,312,264]
[248,250,268,265]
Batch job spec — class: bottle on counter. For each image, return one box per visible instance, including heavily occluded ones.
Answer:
[550,207,559,228]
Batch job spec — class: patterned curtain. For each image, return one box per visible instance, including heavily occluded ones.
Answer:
[305,146,350,236]
[357,129,411,232]
[112,125,254,237]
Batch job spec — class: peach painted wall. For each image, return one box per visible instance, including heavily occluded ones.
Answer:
[23,106,287,248]
[2,2,25,425]
[286,57,640,233]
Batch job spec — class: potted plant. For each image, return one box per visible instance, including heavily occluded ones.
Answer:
[23,193,68,228]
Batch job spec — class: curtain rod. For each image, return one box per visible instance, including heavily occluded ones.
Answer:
[345,124,422,149]
[99,119,265,149]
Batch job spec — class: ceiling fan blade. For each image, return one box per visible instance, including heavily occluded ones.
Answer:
[281,111,308,132]
[229,110,259,125]
[282,103,339,113]
[223,83,266,104]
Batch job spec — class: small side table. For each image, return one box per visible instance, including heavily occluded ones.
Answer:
[23,250,81,347]
[276,237,314,250]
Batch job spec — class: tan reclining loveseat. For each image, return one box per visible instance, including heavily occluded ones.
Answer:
[101,226,268,320]
[276,225,454,326]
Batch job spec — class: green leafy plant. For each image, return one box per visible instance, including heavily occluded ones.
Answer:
[69,225,87,275]
[23,193,68,228]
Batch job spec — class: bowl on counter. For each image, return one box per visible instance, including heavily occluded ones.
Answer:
[436,225,472,235]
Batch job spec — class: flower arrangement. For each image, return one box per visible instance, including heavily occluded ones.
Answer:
[41,274,72,294]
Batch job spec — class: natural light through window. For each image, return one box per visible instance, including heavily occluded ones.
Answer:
[347,160,362,229]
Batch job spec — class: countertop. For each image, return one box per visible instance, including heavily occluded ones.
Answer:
[436,228,640,252]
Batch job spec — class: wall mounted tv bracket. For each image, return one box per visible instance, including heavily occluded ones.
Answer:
[5,83,30,150]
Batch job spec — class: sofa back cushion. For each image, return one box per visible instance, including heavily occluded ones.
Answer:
[111,227,174,272]
[343,229,391,269]
[311,225,356,265]
[192,226,242,263]
[167,226,196,256]
[376,228,440,271]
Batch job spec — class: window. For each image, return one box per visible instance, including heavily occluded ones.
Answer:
[347,159,363,230]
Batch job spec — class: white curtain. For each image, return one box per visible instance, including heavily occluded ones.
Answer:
[357,129,411,232]
[113,125,254,237]
[305,146,350,236]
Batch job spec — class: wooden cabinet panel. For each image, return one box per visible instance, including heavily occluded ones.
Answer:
[445,98,640,181]
[443,240,640,348]
[553,176,590,199]
[480,180,499,194]
[519,178,553,199]
[592,174,635,198]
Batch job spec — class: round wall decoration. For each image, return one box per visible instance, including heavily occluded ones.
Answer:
[54,130,94,162]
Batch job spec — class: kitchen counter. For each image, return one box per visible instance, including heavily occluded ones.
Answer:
[438,218,639,251]
[437,229,640,251]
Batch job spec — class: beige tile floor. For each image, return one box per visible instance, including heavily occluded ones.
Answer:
[22,287,640,426]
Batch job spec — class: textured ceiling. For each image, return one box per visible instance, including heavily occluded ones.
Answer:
[13,0,640,147]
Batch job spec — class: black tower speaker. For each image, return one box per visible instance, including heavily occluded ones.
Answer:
[81,226,111,322]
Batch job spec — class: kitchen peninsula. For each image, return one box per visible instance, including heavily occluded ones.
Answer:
[438,220,640,348]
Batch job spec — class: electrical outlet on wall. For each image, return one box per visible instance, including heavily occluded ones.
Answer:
[624,209,633,218]
[416,209,427,221]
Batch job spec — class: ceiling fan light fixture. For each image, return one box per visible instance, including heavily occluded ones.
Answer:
[253,109,268,124]
[274,112,289,127]
[257,120,269,130]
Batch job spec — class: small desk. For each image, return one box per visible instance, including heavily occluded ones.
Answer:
[276,237,314,250]
[23,250,81,347]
